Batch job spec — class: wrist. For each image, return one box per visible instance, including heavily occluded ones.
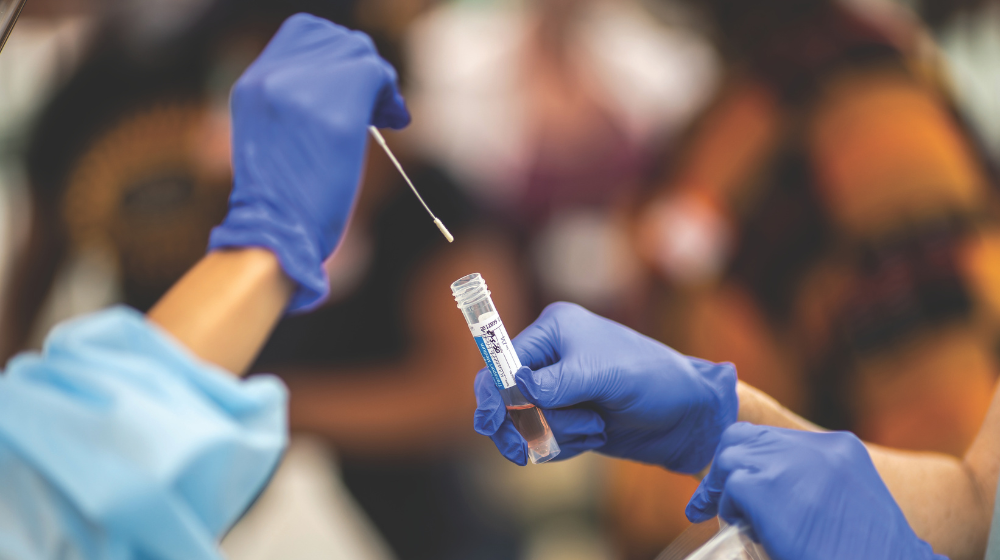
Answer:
[208,207,333,312]
[148,248,294,374]
[675,357,738,474]
[735,381,824,432]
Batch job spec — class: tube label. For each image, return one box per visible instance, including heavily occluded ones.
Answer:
[471,313,522,390]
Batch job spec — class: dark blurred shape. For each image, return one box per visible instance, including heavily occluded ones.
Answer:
[705,0,899,102]
[695,0,831,57]
[919,0,994,29]
[840,222,973,355]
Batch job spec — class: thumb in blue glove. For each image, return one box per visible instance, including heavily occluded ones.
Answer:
[473,302,737,472]
[686,423,947,560]
[209,13,410,311]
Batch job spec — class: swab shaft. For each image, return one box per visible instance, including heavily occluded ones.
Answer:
[368,126,453,242]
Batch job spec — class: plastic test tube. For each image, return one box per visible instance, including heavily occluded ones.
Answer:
[451,273,560,464]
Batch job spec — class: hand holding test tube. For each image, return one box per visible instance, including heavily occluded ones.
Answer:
[473,302,737,472]
[453,273,560,464]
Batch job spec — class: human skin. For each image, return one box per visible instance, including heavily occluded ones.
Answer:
[736,381,996,560]
[147,247,294,375]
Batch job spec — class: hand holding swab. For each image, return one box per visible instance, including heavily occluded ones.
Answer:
[368,126,454,243]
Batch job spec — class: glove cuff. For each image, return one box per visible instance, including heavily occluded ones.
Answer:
[682,358,739,473]
[914,538,948,560]
[208,207,329,312]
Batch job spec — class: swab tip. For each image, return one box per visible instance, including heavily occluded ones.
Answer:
[434,218,454,243]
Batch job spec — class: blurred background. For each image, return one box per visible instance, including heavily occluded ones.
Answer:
[1,0,999,558]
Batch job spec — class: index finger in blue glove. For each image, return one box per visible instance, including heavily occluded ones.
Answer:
[510,305,610,409]
[489,417,528,466]
[474,367,506,436]
[372,73,410,129]
[510,303,567,370]
[512,361,569,409]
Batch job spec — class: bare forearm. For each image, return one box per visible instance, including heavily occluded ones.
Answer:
[866,444,990,559]
[737,381,823,431]
[148,248,294,375]
[738,380,992,558]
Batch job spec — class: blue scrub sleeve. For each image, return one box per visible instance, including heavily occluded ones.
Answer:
[0,306,288,560]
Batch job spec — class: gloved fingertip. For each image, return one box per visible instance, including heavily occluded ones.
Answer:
[684,488,716,523]
[685,501,713,524]
[474,406,504,436]
[489,420,529,466]
[498,436,528,466]
[514,366,540,401]
[390,93,411,128]
[372,84,411,129]
[513,443,528,466]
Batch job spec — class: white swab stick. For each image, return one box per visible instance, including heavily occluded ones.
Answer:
[368,126,454,243]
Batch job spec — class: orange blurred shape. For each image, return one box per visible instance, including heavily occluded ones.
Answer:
[810,68,988,238]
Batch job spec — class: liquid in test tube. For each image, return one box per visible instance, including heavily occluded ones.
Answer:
[451,273,560,464]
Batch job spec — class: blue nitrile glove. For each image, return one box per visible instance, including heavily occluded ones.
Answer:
[0,307,286,560]
[209,13,410,312]
[686,423,947,560]
[473,302,738,472]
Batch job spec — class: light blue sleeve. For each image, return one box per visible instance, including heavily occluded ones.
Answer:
[0,306,288,560]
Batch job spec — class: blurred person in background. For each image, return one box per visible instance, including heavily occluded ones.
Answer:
[614,0,1000,555]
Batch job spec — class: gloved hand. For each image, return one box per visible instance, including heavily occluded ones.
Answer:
[686,423,947,560]
[473,302,738,472]
[209,13,410,311]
